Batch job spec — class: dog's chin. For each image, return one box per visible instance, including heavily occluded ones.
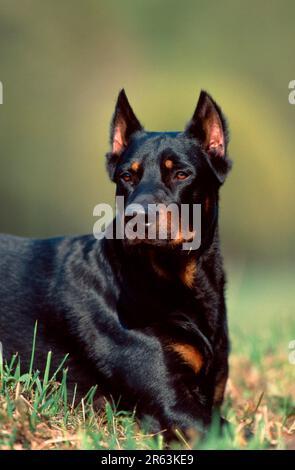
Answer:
[122,236,184,249]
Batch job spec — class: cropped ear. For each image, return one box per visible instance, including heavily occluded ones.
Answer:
[185,91,231,183]
[110,89,143,155]
[106,89,143,181]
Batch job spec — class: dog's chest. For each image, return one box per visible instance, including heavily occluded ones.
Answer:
[117,275,197,327]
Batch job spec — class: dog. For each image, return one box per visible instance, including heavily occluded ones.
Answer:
[0,89,232,440]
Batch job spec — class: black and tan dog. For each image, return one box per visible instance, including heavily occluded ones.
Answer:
[0,90,232,439]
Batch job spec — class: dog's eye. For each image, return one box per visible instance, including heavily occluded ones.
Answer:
[120,172,132,182]
[175,171,189,181]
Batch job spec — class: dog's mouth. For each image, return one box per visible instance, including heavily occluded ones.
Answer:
[119,203,198,249]
[123,218,195,247]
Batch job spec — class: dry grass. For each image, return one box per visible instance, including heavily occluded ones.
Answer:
[0,336,294,450]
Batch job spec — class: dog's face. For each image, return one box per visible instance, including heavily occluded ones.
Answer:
[106,90,231,248]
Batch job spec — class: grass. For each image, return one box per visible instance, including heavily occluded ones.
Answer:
[0,264,295,450]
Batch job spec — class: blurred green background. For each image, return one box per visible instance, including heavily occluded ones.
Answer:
[0,0,294,268]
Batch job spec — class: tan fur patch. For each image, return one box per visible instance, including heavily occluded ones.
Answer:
[164,159,173,169]
[171,229,196,248]
[131,161,140,172]
[170,230,184,245]
[171,343,203,374]
[205,197,210,212]
[180,258,196,288]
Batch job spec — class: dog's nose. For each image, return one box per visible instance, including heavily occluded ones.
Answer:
[125,204,151,226]
[125,204,145,218]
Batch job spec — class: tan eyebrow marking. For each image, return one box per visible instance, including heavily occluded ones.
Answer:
[164,159,173,169]
[131,161,140,171]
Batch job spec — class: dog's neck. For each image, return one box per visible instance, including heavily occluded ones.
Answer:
[106,215,220,291]
[147,221,220,289]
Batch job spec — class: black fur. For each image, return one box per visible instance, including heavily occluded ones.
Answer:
[0,89,232,440]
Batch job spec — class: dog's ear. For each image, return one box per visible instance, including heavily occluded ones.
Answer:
[185,91,231,183]
[110,89,143,155]
[106,89,143,180]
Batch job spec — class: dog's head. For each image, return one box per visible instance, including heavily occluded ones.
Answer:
[106,89,231,249]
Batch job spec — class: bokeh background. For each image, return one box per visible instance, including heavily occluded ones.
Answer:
[0,0,294,335]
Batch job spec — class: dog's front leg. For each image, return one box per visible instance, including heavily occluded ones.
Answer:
[71,311,211,439]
